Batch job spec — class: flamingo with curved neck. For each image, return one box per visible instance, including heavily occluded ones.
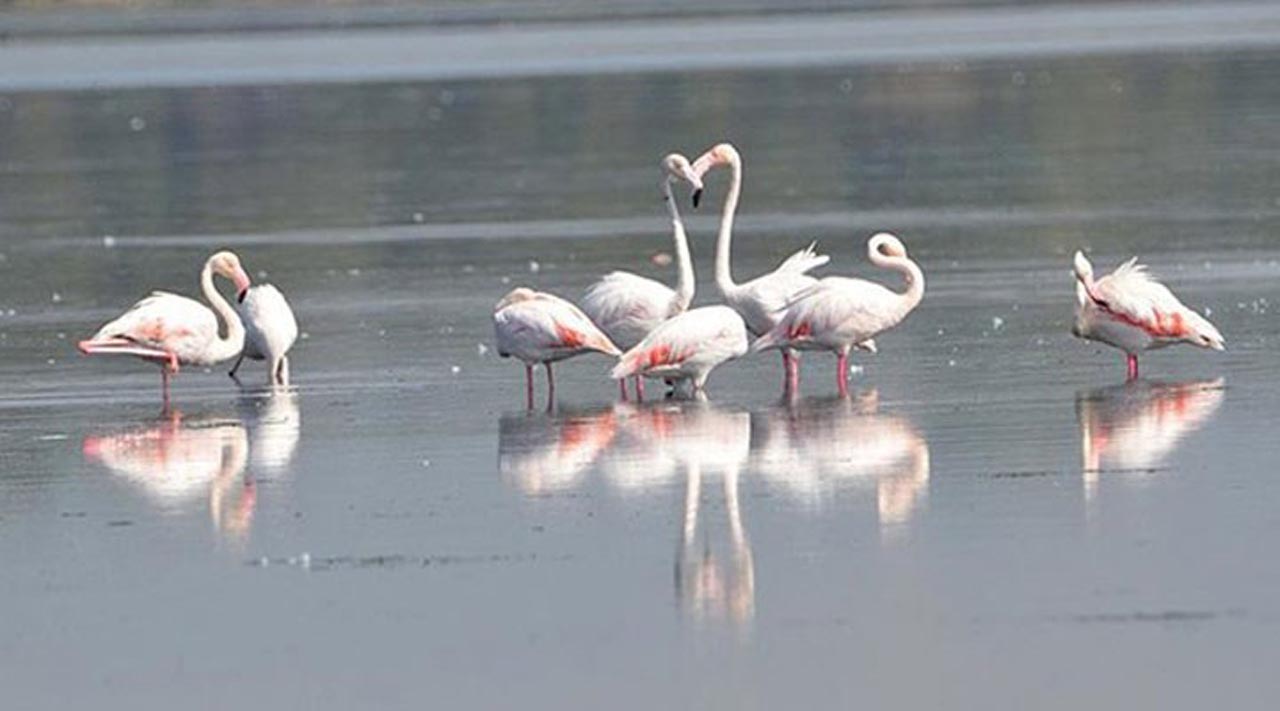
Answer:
[78,250,251,406]
[581,153,703,400]
[750,233,924,396]
[691,142,831,391]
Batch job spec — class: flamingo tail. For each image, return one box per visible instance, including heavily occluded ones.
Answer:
[776,242,830,275]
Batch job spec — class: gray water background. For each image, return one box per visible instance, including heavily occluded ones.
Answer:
[1,2,1279,708]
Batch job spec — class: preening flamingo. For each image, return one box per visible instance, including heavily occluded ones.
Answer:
[493,287,621,409]
[1071,251,1225,379]
[751,233,924,396]
[78,250,252,407]
[690,142,832,389]
[610,305,749,395]
[230,283,299,387]
[581,153,704,400]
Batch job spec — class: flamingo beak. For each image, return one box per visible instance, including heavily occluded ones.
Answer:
[692,188,703,209]
[233,269,251,303]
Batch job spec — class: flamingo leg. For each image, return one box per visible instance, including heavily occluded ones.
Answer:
[525,364,534,409]
[836,350,850,397]
[1126,354,1139,380]
[619,378,629,401]
[228,353,245,380]
[545,362,556,410]
[785,349,801,393]
[781,351,792,391]
[161,367,171,410]
[278,356,290,387]
[635,375,645,402]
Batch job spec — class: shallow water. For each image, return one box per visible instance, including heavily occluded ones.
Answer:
[2,5,1280,709]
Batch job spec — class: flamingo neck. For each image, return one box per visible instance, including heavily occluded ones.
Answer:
[713,153,742,298]
[201,260,245,364]
[869,251,925,321]
[663,179,695,315]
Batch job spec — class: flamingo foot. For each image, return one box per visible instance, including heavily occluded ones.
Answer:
[1126,354,1139,380]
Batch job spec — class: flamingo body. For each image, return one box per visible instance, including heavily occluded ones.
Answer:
[494,287,621,408]
[722,243,830,337]
[232,284,299,386]
[1071,252,1224,377]
[581,272,683,351]
[81,291,230,368]
[611,305,748,391]
[752,233,923,395]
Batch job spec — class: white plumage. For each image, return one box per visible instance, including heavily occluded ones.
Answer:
[611,305,749,392]
[231,284,299,386]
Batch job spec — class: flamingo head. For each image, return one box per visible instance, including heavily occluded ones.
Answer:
[1072,251,1094,285]
[661,153,704,207]
[209,251,252,302]
[869,232,908,259]
[689,142,741,207]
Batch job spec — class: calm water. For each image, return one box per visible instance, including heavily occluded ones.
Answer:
[2,5,1280,709]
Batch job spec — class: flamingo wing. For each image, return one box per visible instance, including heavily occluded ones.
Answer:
[1089,260,1221,344]
[494,292,619,362]
[613,306,747,379]
[81,291,218,363]
[580,271,677,349]
[774,242,830,276]
[759,277,900,350]
[238,284,299,360]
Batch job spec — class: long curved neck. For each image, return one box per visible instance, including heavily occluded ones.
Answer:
[663,179,695,314]
[201,261,245,363]
[870,252,925,320]
[713,153,742,297]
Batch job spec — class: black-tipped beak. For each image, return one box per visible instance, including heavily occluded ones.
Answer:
[692,188,703,209]
[237,289,247,304]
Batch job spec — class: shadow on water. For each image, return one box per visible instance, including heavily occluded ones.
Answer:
[1075,378,1225,502]
[81,390,300,547]
[497,394,932,631]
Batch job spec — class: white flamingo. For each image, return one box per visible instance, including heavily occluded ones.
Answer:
[581,153,704,400]
[229,283,298,387]
[78,251,252,407]
[751,233,924,396]
[690,142,832,390]
[493,287,621,409]
[610,305,749,396]
[1072,251,1225,379]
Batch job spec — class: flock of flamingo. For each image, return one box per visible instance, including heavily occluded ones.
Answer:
[74,141,1225,407]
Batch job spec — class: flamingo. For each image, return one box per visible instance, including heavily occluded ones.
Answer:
[610,305,749,396]
[229,283,299,387]
[581,153,704,400]
[1071,251,1225,379]
[493,287,621,409]
[689,142,833,390]
[78,251,252,407]
[750,233,924,397]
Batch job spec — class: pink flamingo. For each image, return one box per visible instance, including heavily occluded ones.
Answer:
[78,251,252,406]
[229,283,299,387]
[493,287,621,409]
[581,153,703,401]
[690,142,835,390]
[1072,251,1225,379]
[610,305,749,396]
[750,233,924,396]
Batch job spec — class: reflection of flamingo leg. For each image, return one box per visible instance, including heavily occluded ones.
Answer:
[524,364,534,409]
[1126,354,1139,380]
[683,462,701,544]
[619,379,628,401]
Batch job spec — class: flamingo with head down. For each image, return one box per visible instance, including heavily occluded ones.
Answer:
[493,287,621,409]
[1071,251,1225,379]
[78,250,252,406]
[751,233,924,396]
[610,304,749,396]
[229,282,299,387]
[690,142,846,391]
[581,153,704,400]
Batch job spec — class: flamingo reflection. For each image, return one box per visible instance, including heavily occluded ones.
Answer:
[497,405,623,495]
[237,390,301,475]
[83,411,254,543]
[752,392,930,534]
[1076,378,1224,500]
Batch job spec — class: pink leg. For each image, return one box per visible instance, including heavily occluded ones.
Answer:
[836,351,849,397]
[525,364,535,409]
[634,375,645,402]
[1126,354,1139,380]
[545,362,556,410]
[786,349,801,393]
[161,367,171,411]
[619,378,629,401]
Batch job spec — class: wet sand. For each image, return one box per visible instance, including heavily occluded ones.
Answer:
[2,4,1280,709]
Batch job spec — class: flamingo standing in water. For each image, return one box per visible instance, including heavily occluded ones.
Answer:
[751,233,924,396]
[610,305,749,396]
[494,287,621,409]
[1071,251,1225,379]
[78,251,252,407]
[581,153,704,400]
[690,142,834,390]
[229,283,299,387]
